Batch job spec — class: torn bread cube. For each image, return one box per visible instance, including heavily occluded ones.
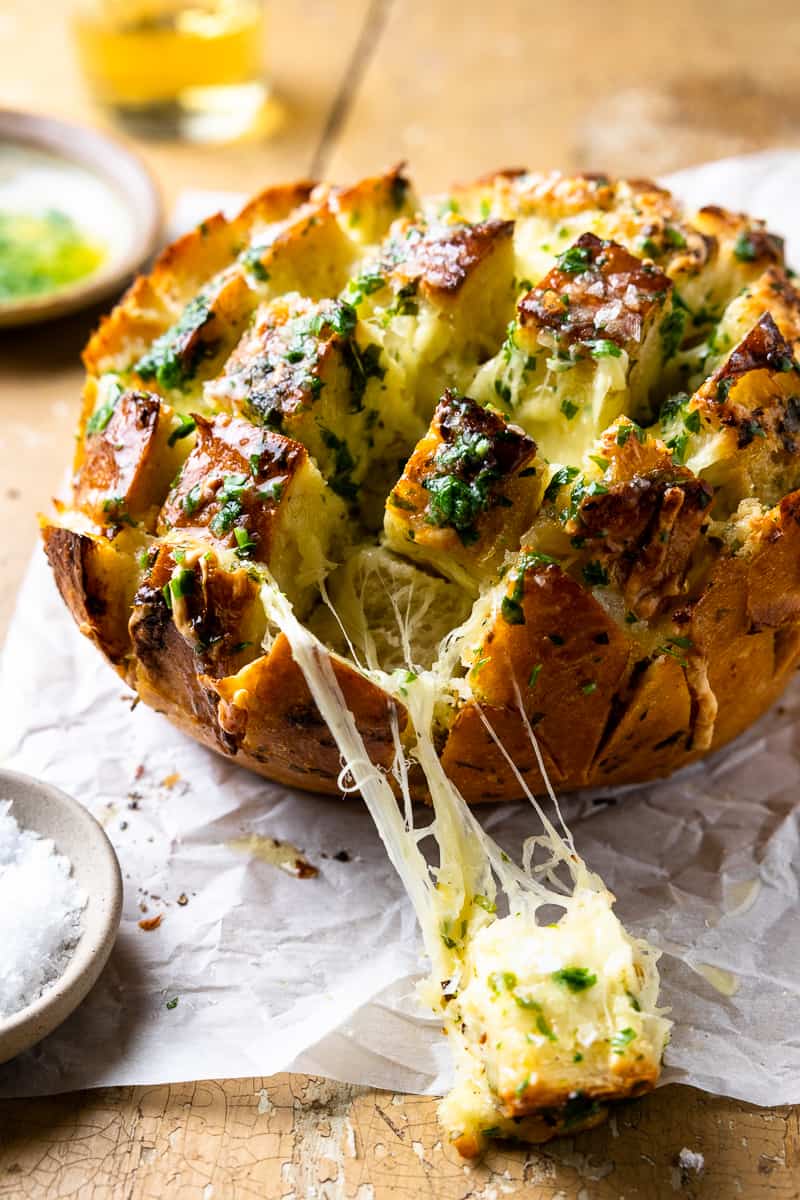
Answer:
[458,554,631,784]
[439,886,669,1157]
[74,386,193,531]
[470,234,676,461]
[321,162,417,245]
[679,266,800,392]
[131,270,254,398]
[661,313,800,512]
[134,542,268,680]
[384,391,543,592]
[351,215,516,414]
[206,293,423,521]
[84,182,313,378]
[679,204,784,324]
[159,413,348,614]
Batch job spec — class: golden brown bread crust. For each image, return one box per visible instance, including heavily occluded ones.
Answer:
[42,523,137,677]
[518,232,672,353]
[42,168,800,803]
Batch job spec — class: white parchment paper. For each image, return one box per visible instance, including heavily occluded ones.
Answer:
[2,152,800,1103]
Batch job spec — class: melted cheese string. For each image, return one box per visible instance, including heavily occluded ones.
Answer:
[257,565,670,1150]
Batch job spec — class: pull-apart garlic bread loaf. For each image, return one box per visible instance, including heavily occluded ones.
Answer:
[48,164,800,1151]
[44,166,800,799]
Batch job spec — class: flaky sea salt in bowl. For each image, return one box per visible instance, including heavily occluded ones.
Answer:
[0,769,122,1066]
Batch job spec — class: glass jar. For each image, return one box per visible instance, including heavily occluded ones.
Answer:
[72,0,268,143]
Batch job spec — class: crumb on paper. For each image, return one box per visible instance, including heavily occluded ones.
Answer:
[678,1148,705,1172]
[294,857,319,879]
[228,833,319,878]
[138,914,163,932]
[333,849,351,863]
[134,764,145,780]
[160,772,181,790]
[177,893,188,906]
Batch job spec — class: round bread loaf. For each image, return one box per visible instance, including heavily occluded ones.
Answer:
[43,167,800,800]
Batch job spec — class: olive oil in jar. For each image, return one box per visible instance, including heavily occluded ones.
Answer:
[72,1,268,142]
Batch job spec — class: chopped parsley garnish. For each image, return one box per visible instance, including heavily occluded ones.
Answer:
[667,431,689,464]
[86,383,121,435]
[560,397,580,420]
[529,664,542,688]
[233,526,258,557]
[347,271,386,304]
[163,566,194,608]
[556,244,591,274]
[659,391,690,425]
[586,338,622,359]
[733,232,757,262]
[567,476,609,521]
[501,319,518,363]
[536,1014,557,1041]
[494,378,513,407]
[166,996,179,1010]
[610,1027,637,1053]
[436,429,492,472]
[135,294,215,391]
[488,970,517,993]
[182,483,202,516]
[320,427,359,501]
[101,496,136,527]
[616,421,645,446]
[168,415,196,446]
[210,492,245,535]
[659,307,686,363]
[474,894,497,913]
[544,464,580,503]
[343,339,385,411]
[384,280,419,319]
[240,245,271,280]
[664,225,687,248]
[582,561,609,588]
[500,551,559,625]
[425,475,486,541]
[552,966,597,992]
[581,681,598,695]
[258,478,284,504]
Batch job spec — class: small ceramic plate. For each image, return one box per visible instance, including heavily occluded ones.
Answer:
[0,110,162,327]
[0,768,123,1066]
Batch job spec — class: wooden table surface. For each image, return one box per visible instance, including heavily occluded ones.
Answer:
[1,1,800,1195]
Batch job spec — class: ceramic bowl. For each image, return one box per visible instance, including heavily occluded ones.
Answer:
[0,768,123,1065]
[0,109,162,327]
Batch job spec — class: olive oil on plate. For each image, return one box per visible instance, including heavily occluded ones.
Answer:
[0,144,132,310]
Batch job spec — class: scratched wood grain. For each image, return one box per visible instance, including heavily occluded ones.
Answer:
[2,1,800,1196]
